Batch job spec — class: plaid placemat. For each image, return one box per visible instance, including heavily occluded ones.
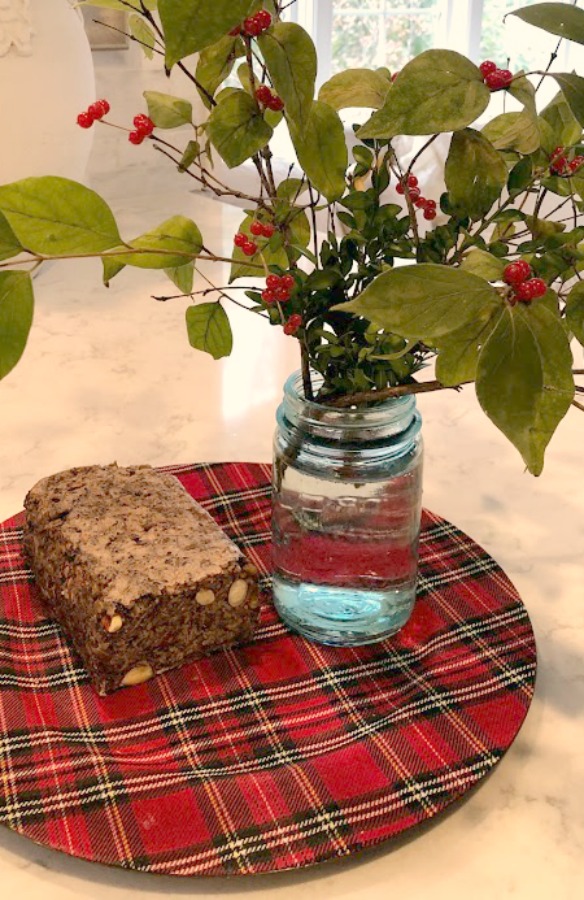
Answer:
[0,462,536,877]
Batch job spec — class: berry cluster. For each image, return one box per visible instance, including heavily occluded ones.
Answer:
[255,85,285,112]
[479,60,513,91]
[396,175,436,220]
[230,10,272,37]
[129,114,155,145]
[549,146,584,177]
[283,313,302,335]
[234,232,259,256]
[76,99,110,129]
[261,273,295,304]
[503,261,546,303]
[250,220,276,238]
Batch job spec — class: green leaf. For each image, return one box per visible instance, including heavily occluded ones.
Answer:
[435,311,501,386]
[0,177,121,255]
[128,13,156,59]
[0,271,34,380]
[318,68,390,110]
[165,262,194,294]
[566,281,584,344]
[551,73,584,127]
[290,101,347,202]
[143,91,193,129]
[257,23,317,134]
[0,211,22,261]
[481,111,540,154]
[158,0,251,66]
[476,303,574,475]
[185,302,232,359]
[460,249,505,281]
[357,50,490,139]
[508,71,537,116]
[107,215,202,269]
[540,90,583,148]
[195,36,242,109]
[178,140,200,172]
[445,129,507,220]
[208,90,273,168]
[102,256,125,286]
[507,156,533,197]
[332,264,500,341]
[510,3,584,45]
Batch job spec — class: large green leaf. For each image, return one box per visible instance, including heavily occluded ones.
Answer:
[445,129,507,220]
[143,91,193,128]
[510,3,584,45]
[357,50,490,139]
[540,90,583,148]
[0,212,22,261]
[195,36,242,109]
[185,302,232,359]
[551,73,584,127]
[0,178,121,255]
[332,264,501,341]
[290,101,347,202]
[566,281,584,345]
[257,23,317,134]
[318,68,391,110]
[476,304,574,475]
[106,216,203,269]
[0,271,34,380]
[159,0,251,66]
[207,90,273,168]
[481,111,540,154]
[435,310,501,386]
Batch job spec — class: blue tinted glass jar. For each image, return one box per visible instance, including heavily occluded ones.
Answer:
[271,372,424,646]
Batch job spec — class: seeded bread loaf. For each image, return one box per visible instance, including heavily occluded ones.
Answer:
[23,464,260,695]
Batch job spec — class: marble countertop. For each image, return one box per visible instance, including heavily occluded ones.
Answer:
[0,51,583,900]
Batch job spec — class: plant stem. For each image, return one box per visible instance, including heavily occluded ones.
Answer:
[325,379,469,408]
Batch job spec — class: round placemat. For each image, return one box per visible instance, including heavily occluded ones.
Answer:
[0,462,537,877]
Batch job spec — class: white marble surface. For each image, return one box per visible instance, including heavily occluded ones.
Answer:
[0,50,583,900]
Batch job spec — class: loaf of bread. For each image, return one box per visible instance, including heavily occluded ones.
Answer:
[23,464,260,695]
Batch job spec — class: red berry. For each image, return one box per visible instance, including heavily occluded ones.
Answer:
[280,274,295,290]
[234,232,247,248]
[551,146,565,161]
[229,24,242,36]
[134,114,154,135]
[396,182,405,195]
[255,85,273,105]
[408,187,421,201]
[485,68,513,91]
[424,198,437,209]
[479,60,497,76]
[391,71,400,82]
[267,95,285,112]
[242,241,258,256]
[261,289,277,304]
[88,102,104,121]
[550,156,568,176]
[243,16,262,36]
[128,130,144,145]
[407,174,418,188]
[414,197,426,208]
[503,260,532,285]
[95,99,110,116]
[261,223,275,238]
[266,274,281,290]
[423,208,437,220]
[250,220,264,236]
[77,111,94,129]
[255,10,272,29]
[570,155,584,173]
[275,286,291,302]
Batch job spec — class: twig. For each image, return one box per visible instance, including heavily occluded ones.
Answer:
[572,399,584,412]
[325,379,470,408]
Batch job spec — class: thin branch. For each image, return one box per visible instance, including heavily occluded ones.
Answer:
[325,379,470,408]
[405,134,440,178]
[572,399,584,412]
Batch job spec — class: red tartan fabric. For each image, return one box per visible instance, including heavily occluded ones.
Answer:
[0,462,536,877]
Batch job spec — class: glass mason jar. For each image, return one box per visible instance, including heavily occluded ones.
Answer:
[271,372,424,646]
